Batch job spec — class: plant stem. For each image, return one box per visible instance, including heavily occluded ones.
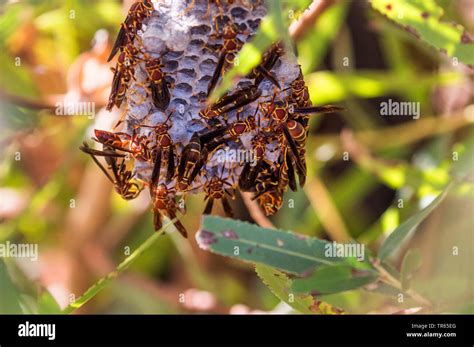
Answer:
[372,261,432,308]
[289,0,336,41]
[62,221,172,314]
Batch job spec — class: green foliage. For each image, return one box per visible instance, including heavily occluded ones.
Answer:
[1,0,473,315]
[297,2,349,74]
[196,216,369,275]
[306,70,461,105]
[255,264,315,313]
[378,184,451,260]
[371,0,474,67]
[0,260,23,313]
[37,290,62,314]
[62,221,172,314]
[292,264,378,295]
[197,216,380,312]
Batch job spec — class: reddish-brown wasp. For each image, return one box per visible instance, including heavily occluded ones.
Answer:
[108,0,154,62]
[93,129,152,162]
[198,110,257,155]
[288,73,311,131]
[245,162,284,215]
[262,97,344,186]
[289,73,311,107]
[225,112,257,139]
[245,162,278,194]
[79,142,144,200]
[207,23,245,96]
[285,119,307,186]
[199,84,262,125]
[203,166,236,217]
[177,132,209,192]
[107,43,141,111]
[145,58,171,111]
[276,147,297,192]
[238,109,269,189]
[213,84,262,115]
[248,42,284,88]
[257,188,284,216]
[137,112,176,182]
[149,149,188,237]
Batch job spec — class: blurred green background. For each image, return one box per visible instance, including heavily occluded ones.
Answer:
[0,0,473,314]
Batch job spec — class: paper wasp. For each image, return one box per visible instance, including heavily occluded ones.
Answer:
[262,96,344,186]
[248,42,284,88]
[256,188,283,216]
[203,166,236,217]
[107,43,141,111]
[93,129,152,162]
[145,58,171,112]
[206,23,245,97]
[136,112,176,183]
[149,149,188,237]
[289,73,311,107]
[245,164,284,215]
[107,0,154,62]
[177,132,209,192]
[199,84,262,124]
[277,147,297,192]
[79,142,144,200]
[238,110,271,190]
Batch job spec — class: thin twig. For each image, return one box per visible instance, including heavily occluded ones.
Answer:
[241,192,275,229]
[62,221,173,314]
[0,88,106,112]
[304,176,351,242]
[289,0,337,41]
[372,261,433,308]
[0,88,58,111]
[308,110,474,159]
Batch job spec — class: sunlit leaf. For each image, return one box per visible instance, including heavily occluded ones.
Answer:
[371,0,474,67]
[306,70,461,104]
[255,264,315,313]
[378,184,452,260]
[297,1,349,74]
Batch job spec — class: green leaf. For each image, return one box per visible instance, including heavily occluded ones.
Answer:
[196,216,370,275]
[450,129,474,181]
[255,264,314,313]
[0,259,23,313]
[38,290,62,314]
[400,248,422,291]
[292,264,378,295]
[297,2,349,74]
[378,184,452,260]
[371,0,474,67]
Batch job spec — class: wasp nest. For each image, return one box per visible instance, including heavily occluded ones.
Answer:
[81,0,333,238]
